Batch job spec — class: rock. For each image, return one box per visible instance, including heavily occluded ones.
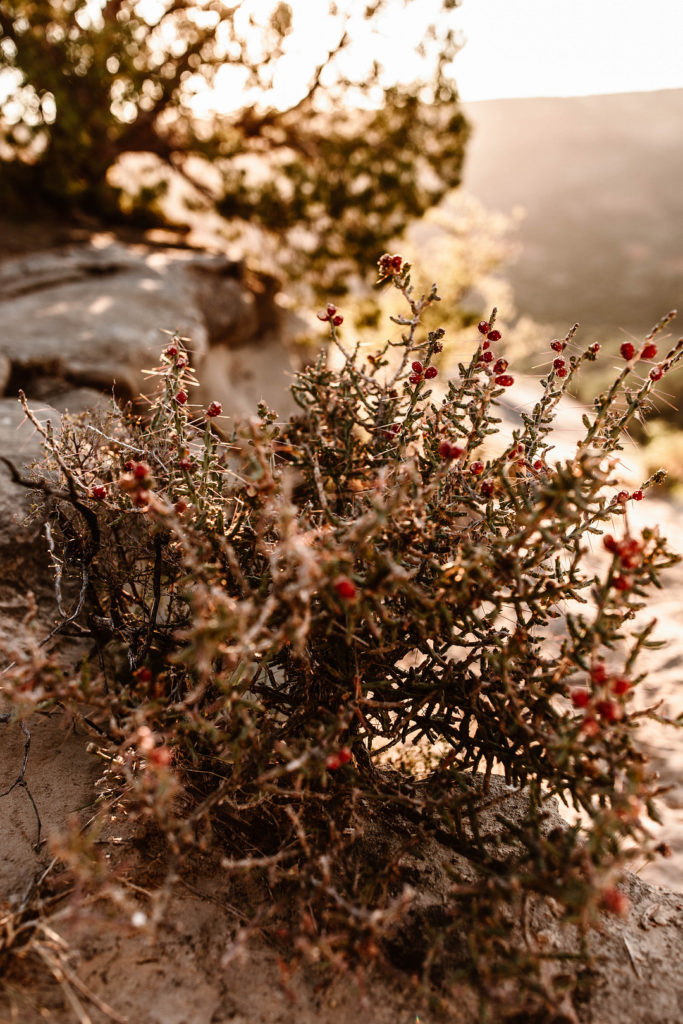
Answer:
[0,397,55,550]
[0,238,283,403]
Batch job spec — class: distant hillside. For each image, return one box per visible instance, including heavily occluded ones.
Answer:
[461,90,683,340]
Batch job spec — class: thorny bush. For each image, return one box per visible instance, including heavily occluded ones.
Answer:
[3,255,683,1020]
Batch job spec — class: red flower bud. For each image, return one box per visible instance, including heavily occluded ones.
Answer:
[411,360,423,373]
[641,342,657,359]
[553,358,565,370]
[332,314,344,326]
[165,344,178,358]
[494,374,514,387]
[556,367,568,378]
[493,358,509,373]
[470,461,485,475]
[408,374,421,385]
[481,350,494,363]
[91,484,107,500]
[206,401,222,418]
[631,489,643,501]
[478,320,490,335]
[326,303,337,317]
[487,329,502,342]
[550,340,563,352]
[424,366,438,379]
[620,342,635,360]
[175,390,188,405]
[615,490,629,504]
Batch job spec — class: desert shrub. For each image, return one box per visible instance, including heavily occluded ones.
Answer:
[2,256,683,1020]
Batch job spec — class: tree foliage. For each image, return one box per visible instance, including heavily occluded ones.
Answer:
[0,0,468,286]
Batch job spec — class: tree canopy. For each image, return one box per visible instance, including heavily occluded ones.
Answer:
[0,0,468,286]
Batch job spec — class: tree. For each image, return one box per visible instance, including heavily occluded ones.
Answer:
[0,0,469,287]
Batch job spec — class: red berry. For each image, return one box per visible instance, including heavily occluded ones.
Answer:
[478,320,490,335]
[178,457,192,471]
[334,577,357,600]
[470,461,485,475]
[480,480,494,497]
[494,374,514,387]
[326,753,341,771]
[338,746,352,765]
[487,329,502,342]
[532,460,543,471]
[631,489,643,501]
[175,390,188,405]
[603,534,619,554]
[174,499,188,515]
[206,401,222,418]
[438,440,463,460]
[391,255,403,271]
[641,343,657,359]
[596,698,620,722]
[556,367,568,378]
[317,311,329,322]
[615,490,629,504]
[571,689,590,709]
[408,374,421,385]
[589,343,601,354]
[649,365,664,381]
[481,350,494,363]
[482,340,491,351]
[581,716,600,737]
[326,303,337,317]
[550,340,563,352]
[91,484,106,500]
[612,677,632,696]
[493,358,509,373]
[134,667,153,683]
[332,314,344,326]
[424,366,438,380]
[133,462,151,480]
[165,344,178,358]
[133,489,151,508]
[176,354,188,369]
[620,342,635,360]
[601,887,629,916]
[590,662,608,684]
[553,358,565,370]
[411,360,423,373]
[612,574,632,592]
[123,460,134,472]
[149,746,172,767]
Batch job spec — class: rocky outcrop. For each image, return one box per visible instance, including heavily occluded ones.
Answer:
[0,237,294,416]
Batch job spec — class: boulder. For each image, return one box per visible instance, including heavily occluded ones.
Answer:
[0,238,285,404]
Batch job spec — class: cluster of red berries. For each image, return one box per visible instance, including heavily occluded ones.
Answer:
[620,340,664,380]
[408,360,438,386]
[317,303,344,327]
[602,533,645,592]
[477,320,514,387]
[570,659,633,734]
[438,439,464,460]
[377,252,404,279]
[119,460,154,508]
[325,747,352,771]
[165,343,188,370]
[613,489,644,504]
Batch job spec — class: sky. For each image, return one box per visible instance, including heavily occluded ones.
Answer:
[197,0,683,116]
[455,0,683,101]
